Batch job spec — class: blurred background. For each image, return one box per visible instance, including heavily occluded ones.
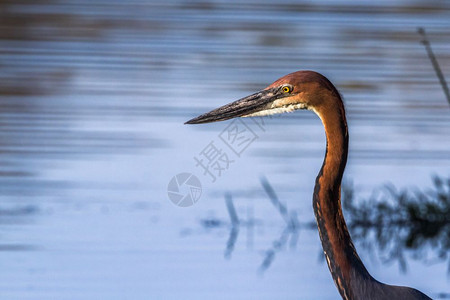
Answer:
[0,0,449,299]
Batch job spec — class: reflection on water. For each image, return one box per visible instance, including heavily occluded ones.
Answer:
[196,176,450,285]
[258,176,304,272]
[343,176,450,273]
[1,0,450,299]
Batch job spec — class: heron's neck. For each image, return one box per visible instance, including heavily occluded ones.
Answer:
[313,100,371,300]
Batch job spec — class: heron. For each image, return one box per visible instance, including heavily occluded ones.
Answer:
[185,71,431,300]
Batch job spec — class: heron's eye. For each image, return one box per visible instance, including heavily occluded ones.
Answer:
[282,86,291,93]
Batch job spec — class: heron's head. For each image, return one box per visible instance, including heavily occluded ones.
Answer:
[185,70,341,124]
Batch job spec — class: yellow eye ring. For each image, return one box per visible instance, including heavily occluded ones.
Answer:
[282,86,291,93]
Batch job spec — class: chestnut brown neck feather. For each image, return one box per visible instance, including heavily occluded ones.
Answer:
[312,94,372,299]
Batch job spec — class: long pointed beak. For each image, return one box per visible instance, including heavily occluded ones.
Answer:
[185,88,278,124]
